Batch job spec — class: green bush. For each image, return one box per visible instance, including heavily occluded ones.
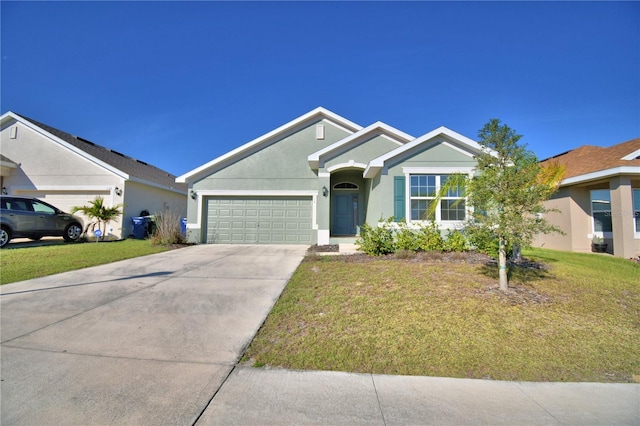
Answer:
[465,223,499,258]
[443,229,468,252]
[395,221,420,252]
[415,222,445,252]
[356,220,395,256]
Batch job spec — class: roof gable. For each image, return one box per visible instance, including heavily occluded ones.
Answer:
[1,111,186,193]
[541,137,640,185]
[307,121,413,169]
[364,126,485,178]
[177,107,362,183]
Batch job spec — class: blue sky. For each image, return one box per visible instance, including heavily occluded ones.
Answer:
[1,1,638,177]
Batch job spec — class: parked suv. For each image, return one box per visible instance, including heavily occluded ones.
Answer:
[0,195,83,248]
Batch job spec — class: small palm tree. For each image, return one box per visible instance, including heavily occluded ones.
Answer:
[72,196,123,240]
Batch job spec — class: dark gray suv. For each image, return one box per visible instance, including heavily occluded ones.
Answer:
[0,196,84,248]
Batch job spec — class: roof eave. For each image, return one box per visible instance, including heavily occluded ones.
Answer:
[178,107,362,183]
[364,126,487,178]
[2,111,131,181]
[128,176,188,195]
[560,166,640,186]
[307,121,414,170]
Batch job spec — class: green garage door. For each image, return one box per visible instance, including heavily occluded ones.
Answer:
[205,197,314,244]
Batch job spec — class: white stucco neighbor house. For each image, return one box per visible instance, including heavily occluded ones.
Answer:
[0,111,187,239]
[177,107,486,245]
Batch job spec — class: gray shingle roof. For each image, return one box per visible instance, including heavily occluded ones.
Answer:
[0,154,19,166]
[16,114,186,193]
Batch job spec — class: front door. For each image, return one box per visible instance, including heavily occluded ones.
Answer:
[333,193,358,235]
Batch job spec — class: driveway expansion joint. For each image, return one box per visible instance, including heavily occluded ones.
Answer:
[370,374,388,426]
[0,344,238,366]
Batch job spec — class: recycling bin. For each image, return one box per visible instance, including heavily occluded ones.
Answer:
[180,217,188,237]
[131,216,150,239]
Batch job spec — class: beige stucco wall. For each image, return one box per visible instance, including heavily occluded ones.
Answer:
[1,118,186,240]
[121,181,187,237]
[1,119,120,187]
[536,179,640,258]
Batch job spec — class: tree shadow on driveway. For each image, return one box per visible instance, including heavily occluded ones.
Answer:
[0,271,173,296]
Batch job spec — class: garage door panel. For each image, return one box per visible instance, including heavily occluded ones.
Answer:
[205,196,314,244]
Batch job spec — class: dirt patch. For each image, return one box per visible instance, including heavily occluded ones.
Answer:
[478,283,554,306]
[307,244,339,253]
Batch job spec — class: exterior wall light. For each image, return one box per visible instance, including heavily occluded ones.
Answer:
[190,190,197,200]
[322,186,328,197]
[1,186,7,195]
[114,187,123,196]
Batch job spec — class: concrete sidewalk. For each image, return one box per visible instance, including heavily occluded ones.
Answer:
[198,367,639,425]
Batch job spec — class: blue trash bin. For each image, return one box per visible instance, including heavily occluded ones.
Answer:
[180,218,187,237]
[131,217,147,239]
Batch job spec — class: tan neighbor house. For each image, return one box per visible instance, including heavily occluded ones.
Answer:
[0,111,187,240]
[535,137,640,259]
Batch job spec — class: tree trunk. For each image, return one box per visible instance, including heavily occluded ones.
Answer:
[498,237,509,292]
[511,243,521,262]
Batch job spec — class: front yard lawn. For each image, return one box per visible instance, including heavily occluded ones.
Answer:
[243,248,640,382]
[0,239,171,285]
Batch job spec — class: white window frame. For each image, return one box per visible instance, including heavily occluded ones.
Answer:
[403,167,473,228]
[590,189,613,239]
[633,188,640,238]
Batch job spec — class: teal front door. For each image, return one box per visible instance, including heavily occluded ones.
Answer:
[333,193,358,235]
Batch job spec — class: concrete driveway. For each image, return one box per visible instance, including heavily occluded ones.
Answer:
[1,244,307,425]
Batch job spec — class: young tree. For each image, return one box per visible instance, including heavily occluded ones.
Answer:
[434,119,564,291]
[472,119,565,291]
[72,196,123,240]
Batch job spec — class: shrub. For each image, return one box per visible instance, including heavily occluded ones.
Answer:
[395,221,420,252]
[149,210,186,245]
[443,229,468,252]
[415,222,445,252]
[356,220,395,256]
[465,222,499,258]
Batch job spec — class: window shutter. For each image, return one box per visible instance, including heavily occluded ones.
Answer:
[394,176,405,221]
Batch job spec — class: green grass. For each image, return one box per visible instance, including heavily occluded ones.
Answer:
[244,248,640,382]
[0,239,171,285]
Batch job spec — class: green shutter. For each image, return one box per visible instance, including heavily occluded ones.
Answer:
[394,176,405,221]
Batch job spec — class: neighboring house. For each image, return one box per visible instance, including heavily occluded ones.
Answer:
[535,138,640,259]
[177,107,485,245]
[0,111,187,239]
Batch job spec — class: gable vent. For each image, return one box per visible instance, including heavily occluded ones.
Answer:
[316,124,325,140]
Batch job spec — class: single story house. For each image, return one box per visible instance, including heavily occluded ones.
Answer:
[0,111,187,239]
[177,107,486,245]
[535,137,640,259]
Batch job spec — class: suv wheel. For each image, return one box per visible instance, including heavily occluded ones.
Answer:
[0,226,11,248]
[63,223,82,242]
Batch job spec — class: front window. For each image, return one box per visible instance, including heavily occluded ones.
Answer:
[410,174,465,222]
[590,189,612,233]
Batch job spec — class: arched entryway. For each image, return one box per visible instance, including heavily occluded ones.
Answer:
[330,169,366,236]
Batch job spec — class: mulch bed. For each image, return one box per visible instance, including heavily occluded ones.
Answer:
[307,244,340,253]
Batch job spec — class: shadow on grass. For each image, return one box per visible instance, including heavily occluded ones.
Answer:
[479,260,553,284]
